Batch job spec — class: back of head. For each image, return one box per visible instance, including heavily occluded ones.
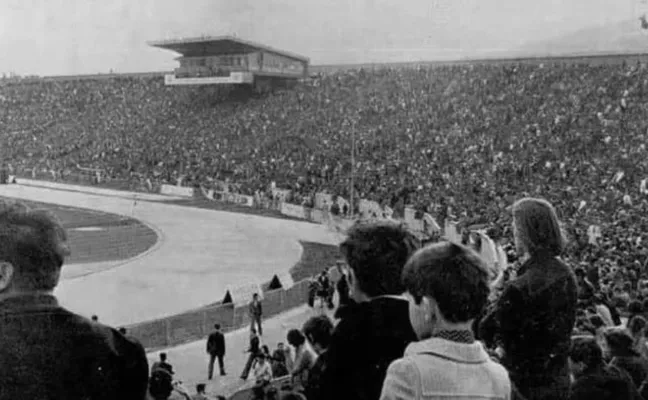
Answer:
[0,200,69,292]
[302,315,334,349]
[628,315,647,337]
[340,220,419,297]
[512,197,565,257]
[286,329,305,347]
[402,242,490,324]
[570,336,603,370]
[604,327,635,355]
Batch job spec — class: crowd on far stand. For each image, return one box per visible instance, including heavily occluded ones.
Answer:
[2,60,648,399]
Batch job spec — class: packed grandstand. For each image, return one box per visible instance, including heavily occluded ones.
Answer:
[3,55,648,400]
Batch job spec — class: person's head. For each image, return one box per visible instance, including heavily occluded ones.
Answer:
[340,220,419,302]
[196,384,206,394]
[214,323,221,331]
[628,315,647,339]
[277,342,284,350]
[402,242,490,339]
[569,336,604,378]
[286,329,306,348]
[629,300,643,315]
[91,315,98,322]
[302,315,334,354]
[512,198,565,257]
[118,327,127,335]
[0,201,69,297]
[160,352,167,362]
[252,293,259,301]
[603,327,635,357]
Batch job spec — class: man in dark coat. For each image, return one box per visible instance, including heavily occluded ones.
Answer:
[0,200,149,400]
[249,293,263,336]
[318,221,419,400]
[207,323,226,379]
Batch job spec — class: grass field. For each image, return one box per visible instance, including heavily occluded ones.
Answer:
[0,197,158,265]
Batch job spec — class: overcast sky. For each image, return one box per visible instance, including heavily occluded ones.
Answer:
[0,0,639,76]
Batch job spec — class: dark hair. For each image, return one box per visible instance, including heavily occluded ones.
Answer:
[512,197,566,256]
[629,300,643,315]
[402,242,489,323]
[569,336,603,369]
[196,384,206,393]
[302,315,334,348]
[118,327,127,335]
[340,221,419,297]
[0,200,69,291]
[604,327,635,354]
[588,315,605,330]
[160,352,167,361]
[214,323,221,330]
[91,315,98,321]
[287,329,306,347]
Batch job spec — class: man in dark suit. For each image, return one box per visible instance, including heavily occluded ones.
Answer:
[0,200,148,400]
[249,293,263,336]
[207,323,226,379]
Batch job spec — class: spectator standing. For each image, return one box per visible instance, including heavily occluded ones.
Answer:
[0,201,148,400]
[240,327,261,381]
[480,198,578,400]
[287,328,316,392]
[605,327,648,389]
[249,293,263,336]
[206,323,226,379]
[568,336,641,400]
[301,315,334,400]
[319,221,419,400]
[381,242,511,400]
[152,352,175,376]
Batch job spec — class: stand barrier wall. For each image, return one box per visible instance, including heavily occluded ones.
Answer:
[126,280,310,350]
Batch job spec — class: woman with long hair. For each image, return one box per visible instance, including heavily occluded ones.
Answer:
[480,197,578,400]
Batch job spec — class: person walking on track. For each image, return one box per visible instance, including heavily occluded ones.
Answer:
[207,323,226,379]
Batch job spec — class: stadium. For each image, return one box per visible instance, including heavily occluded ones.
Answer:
[2,4,648,400]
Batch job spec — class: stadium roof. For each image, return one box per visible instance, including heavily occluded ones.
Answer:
[148,35,309,63]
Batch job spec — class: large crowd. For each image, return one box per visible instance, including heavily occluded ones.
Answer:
[1,59,648,399]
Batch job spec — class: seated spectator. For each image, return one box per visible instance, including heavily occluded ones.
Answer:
[568,336,640,400]
[381,242,511,400]
[271,342,290,378]
[0,200,148,400]
[628,316,648,359]
[253,353,273,385]
[576,268,596,301]
[594,295,615,327]
[628,301,644,324]
[302,315,334,400]
[152,352,175,376]
[318,221,419,400]
[287,328,316,392]
[605,327,648,389]
[480,198,577,400]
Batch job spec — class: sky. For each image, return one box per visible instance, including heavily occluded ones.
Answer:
[0,0,641,76]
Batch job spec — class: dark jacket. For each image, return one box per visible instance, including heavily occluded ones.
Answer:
[480,254,578,400]
[207,331,226,356]
[249,300,262,318]
[570,365,642,400]
[304,350,330,400]
[610,353,648,389]
[318,296,417,400]
[0,294,149,400]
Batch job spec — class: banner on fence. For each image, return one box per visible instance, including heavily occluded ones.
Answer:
[281,203,307,219]
[160,184,194,198]
[223,281,264,307]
